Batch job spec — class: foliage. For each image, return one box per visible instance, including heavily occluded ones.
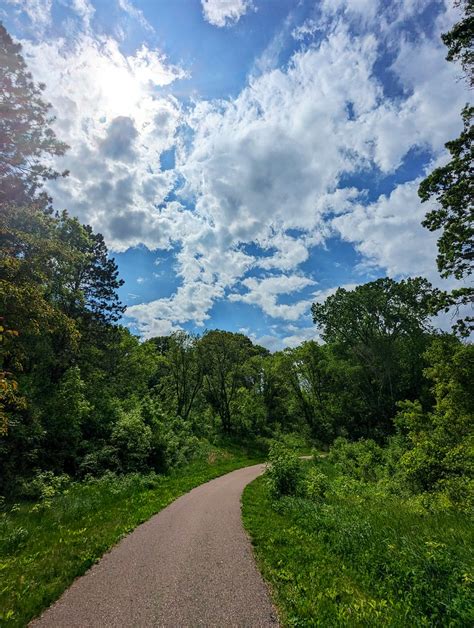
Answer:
[111,408,152,473]
[0,448,261,627]
[199,330,267,433]
[393,338,474,511]
[328,437,385,483]
[265,442,302,500]
[0,318,23,435]
[158,331,203,420]
[243,461,473,626]
[0,23,68,208]
[441,0,474,86]
[418,1,474,335]
[301,466,329,501]
[420,105,473,281]
[418,105,473,335]
[17,471,71,504]
[312,277,437,434]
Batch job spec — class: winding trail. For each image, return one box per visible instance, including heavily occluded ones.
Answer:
[31,464,278,627]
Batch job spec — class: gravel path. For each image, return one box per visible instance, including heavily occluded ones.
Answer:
[31,464,278,627]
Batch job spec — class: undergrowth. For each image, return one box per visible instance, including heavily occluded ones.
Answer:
[242,458,473,626]
[0,445,261,627]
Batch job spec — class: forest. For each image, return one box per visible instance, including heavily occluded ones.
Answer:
[0,3,472,626]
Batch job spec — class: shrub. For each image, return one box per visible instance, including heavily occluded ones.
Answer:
[17,471,71,504]
[79,445,120,477]
[111,408,152,472]
[328,437,384,482]
[303,466,329,501]
[266,442,302,500]
[392,341,474,510]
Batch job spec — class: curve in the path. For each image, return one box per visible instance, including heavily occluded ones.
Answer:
[31,463,278,628]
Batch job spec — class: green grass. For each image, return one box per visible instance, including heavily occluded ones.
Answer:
[242,463,474,627]
[0,447,261,627]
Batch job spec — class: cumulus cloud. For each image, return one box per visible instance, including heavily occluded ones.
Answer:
[201,0,253,27]
[126,5,467,338]
[229,275,316,320]
[10,0,468,342]
[21,30,186,250]
[332,179,439,279]
[99,116,138,161]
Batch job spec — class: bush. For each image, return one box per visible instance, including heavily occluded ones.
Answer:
[111,408,152,472]
[328,437,384,482]
[277,431,310,451]
[391,341,474,511]
[266,442,302,500]
[79,445,120,477]
[303,466,329,501]
[17,471,71,502]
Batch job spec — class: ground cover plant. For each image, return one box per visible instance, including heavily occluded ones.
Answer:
[243,450,473,627]
[0,444,262,627]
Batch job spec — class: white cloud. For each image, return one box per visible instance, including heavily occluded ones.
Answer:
[117,0,154,33]
[332,179,439,279]
[70,0,95,29]
[292,18,319,41]
[11,0,469,339]
[201,0,253,27]
[22,31,186,251]
[282,325,319,348]
[6,0,52,31]
[127,5,467,336]
[321,0,380,23]
[248,333,285,352]
[229,275,316,320]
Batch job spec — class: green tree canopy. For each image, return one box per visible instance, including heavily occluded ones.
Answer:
[312,277,438,431]
[418,2,473,335]
[441,0,473,86]
[0,23,68,207]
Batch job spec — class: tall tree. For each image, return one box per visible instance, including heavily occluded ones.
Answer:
[0,23,68,207]
[418,3,473,335]
[442,0,473,86]
[198,330,260,433]
[165,331,203,421]
[57,215,125,326]
[312,278,437,432]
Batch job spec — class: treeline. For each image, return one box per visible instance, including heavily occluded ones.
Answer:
[0,16,472,512]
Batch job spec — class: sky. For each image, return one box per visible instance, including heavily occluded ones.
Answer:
[1,0,470,350]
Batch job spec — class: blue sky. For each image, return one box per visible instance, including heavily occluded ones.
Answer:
[1,0,469,349]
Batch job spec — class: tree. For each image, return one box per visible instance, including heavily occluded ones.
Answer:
[42,366,91,473]
[0,23,68,207]
[312,278,438,432]
[111,408,152,473]
[0,203,81,381]
[283,341,360,442]
[418,106,473,334]
[441,0,473,86]
[57,214,125,326]
[0,317,24,436]
[198,330,261,433]
[394,337,473,511]
[165,331,203,421]
[418,3,473,335]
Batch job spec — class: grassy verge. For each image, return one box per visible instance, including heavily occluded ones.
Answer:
[242,461,473,626]
[0,447,261,627]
